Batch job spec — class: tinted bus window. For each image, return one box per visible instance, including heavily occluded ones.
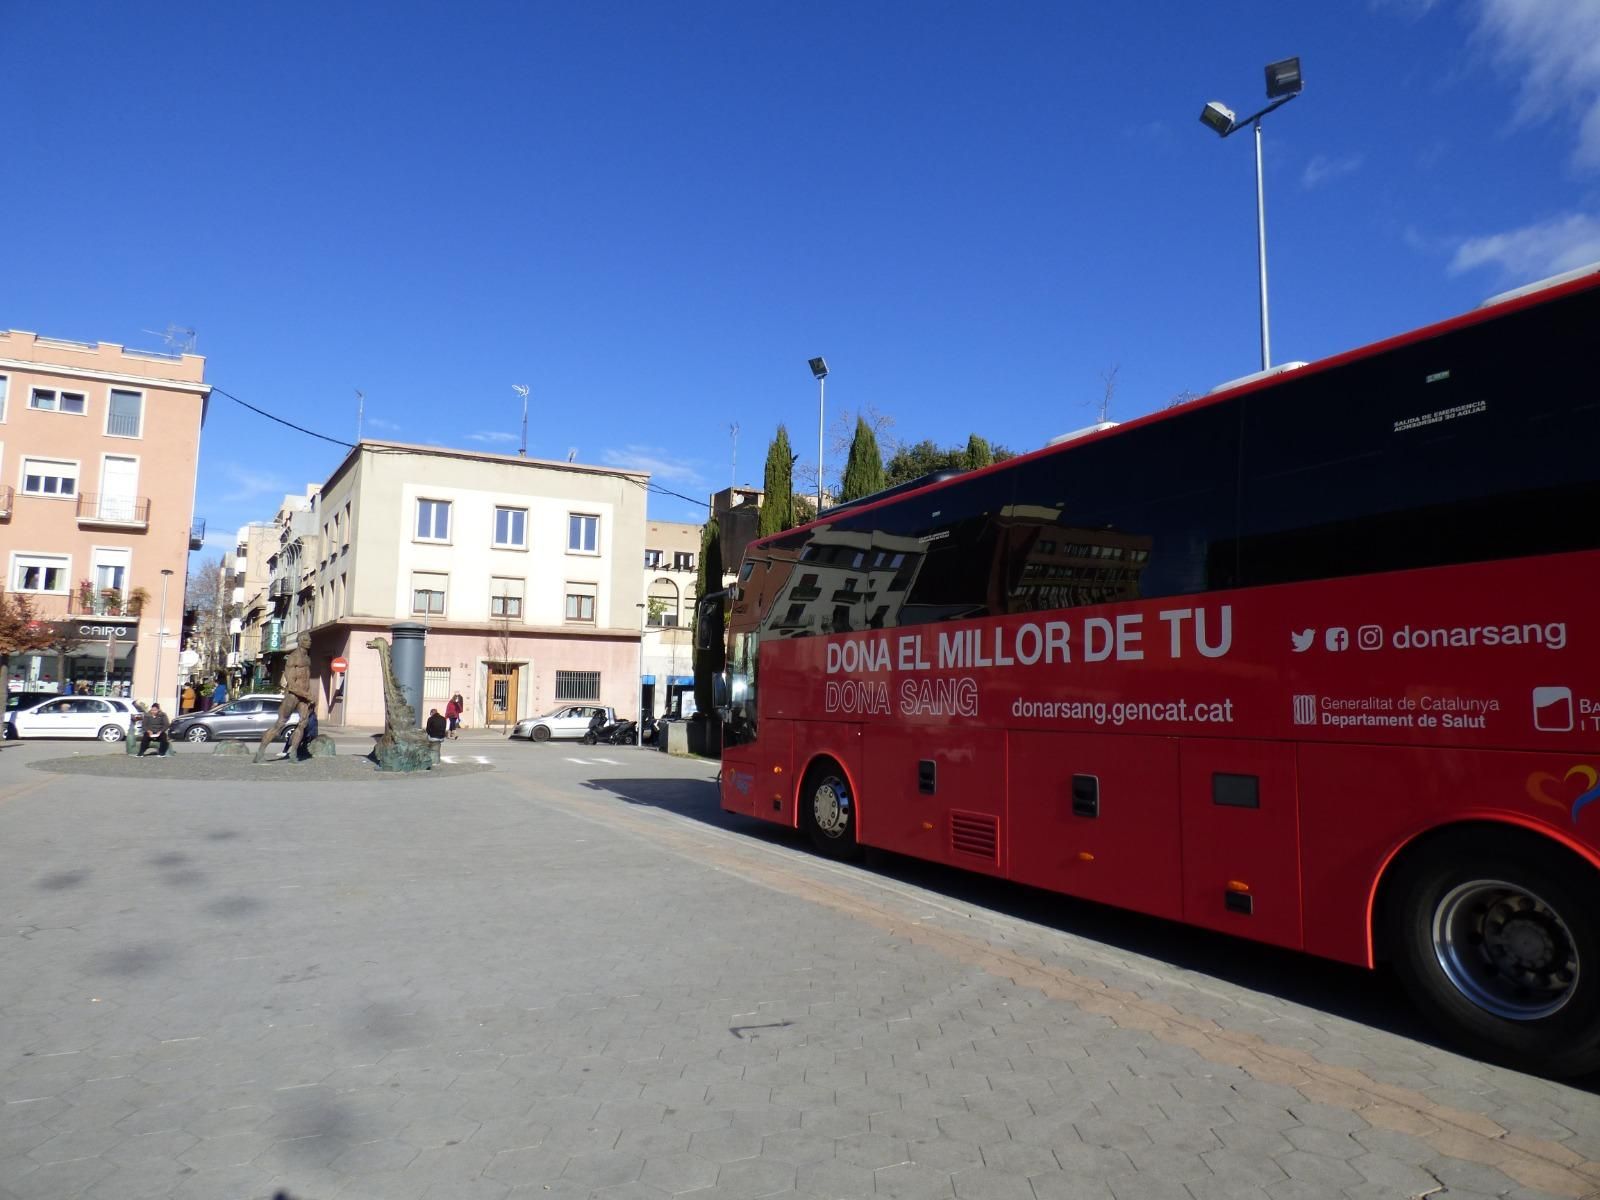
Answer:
[1237,289,1600,586]
[1005,402,1241,610]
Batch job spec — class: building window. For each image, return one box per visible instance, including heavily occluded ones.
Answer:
[411,571,447,615]
[674,551,695,571]
[29,388,87,415]
[567,513,599,554]
[424,667,451,702]
[643,549,663,568]
[92,547,130,601]
[415,498,451,542]
[106,389,142,438]
[21,457,77,497]
[555,670,600,701]
[564,582,597,623]
[0,375,8,421]
[490,576,524,620]
[647,578,679,627]
[493,506,527,549]
[12,553,69,593]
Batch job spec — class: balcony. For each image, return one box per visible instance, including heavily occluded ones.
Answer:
[76,493,150,531]
[190,518,206,550]
[269,578,290,600]
[0,484,11,519]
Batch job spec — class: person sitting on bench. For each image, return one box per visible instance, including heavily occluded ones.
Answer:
[139,703,171,757]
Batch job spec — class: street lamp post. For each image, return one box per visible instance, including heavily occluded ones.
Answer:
[636,602,647,752]
[1199,56,1303,371]
[808,357,828,516]
[153,568,174,708]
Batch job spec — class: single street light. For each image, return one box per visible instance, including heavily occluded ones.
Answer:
[808,357,828,516]
[1199,55,1303,371]
[636,602,648,752]
[153,568,174,709]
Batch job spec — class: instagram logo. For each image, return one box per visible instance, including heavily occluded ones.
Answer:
[1358,625,1383,651]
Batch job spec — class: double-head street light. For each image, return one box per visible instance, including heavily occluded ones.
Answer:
[1199,55,1304,371]
[808,357,828,516]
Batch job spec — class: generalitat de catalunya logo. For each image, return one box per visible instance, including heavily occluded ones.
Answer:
[1526,764,1600,825]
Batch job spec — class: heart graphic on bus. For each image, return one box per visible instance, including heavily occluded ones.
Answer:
[1526,764,1600,824]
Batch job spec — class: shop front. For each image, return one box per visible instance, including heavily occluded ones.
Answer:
[5,618,139,697]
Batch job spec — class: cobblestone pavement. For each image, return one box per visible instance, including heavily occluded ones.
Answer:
[1,737,1596,1200]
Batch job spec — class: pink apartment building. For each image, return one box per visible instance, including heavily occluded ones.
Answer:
[0,331,208,707]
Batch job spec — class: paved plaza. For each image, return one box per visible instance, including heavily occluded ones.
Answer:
[1,732,1597,1200]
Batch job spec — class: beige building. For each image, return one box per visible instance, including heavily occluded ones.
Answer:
[0,330,207,708]
[227,520,277,686]
[641,519,701,719]
[306,441,648,728]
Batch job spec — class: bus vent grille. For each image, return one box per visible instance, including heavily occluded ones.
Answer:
[950,811,998,863]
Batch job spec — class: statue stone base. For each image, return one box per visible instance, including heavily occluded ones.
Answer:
[305,738,336,758]
[214,742,253,757]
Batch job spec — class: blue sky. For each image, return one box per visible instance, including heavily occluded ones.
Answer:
[7,1,1599,543]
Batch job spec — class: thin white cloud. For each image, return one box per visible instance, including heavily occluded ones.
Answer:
[1301,153,1364,189]
[465,431,518,444]
[1448,211,1600,280]
[214,463,292,504]
[1475,0,1600,170]
[1368,0,1441,16]
[363,416,401,432]
[602,445,706,487]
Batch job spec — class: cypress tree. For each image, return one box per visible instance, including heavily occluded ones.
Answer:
[759,425,796,536]
[692,517,725,718]
[963,434,994,471]
[839,416,886,503]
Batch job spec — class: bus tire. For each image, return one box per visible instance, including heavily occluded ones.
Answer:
[1384,828,1600,1077]
[801,759,859,859]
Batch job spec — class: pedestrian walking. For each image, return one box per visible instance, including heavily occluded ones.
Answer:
[445,693,463,738]
[181,683,195,713]
[211,678,228,710]
[138,703,171,757]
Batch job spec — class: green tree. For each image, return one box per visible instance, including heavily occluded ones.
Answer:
[839,416,886,503]
[0,590,53,679]
[692,517,725,717]
[759,425,796,536]
[884,434,1016,487]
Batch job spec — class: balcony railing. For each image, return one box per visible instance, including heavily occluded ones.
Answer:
[190,518,206,550]
[0,484,11,519]
[76,493,150,529]
[106,411,142,438]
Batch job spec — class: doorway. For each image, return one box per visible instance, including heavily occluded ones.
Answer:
[486,664,520,727]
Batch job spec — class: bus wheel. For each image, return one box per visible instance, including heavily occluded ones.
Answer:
[802,761,859,859]
[1386,830,1600,1077]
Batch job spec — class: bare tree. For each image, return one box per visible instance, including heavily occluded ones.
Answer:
[185,554,236,684]
[0,591,55,683]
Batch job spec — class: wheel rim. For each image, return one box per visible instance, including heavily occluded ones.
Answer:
[187,728,209,742]
[811,775,851,839]
[1432,879,1580,1020]
[533,727,550,742]
[99,726,123,742]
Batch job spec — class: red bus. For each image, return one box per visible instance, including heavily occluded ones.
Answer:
[707,264,1600,1076]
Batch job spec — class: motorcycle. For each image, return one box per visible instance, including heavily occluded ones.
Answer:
[582,718,638,745]
[640,716,658,746]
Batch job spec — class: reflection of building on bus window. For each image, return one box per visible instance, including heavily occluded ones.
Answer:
[726,631,759,745]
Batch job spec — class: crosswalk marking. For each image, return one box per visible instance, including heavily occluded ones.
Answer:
[441,755,492,765]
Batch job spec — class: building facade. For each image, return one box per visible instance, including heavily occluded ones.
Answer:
[641,519,701,719]
[307,442,648,728]
[0,330,207,707]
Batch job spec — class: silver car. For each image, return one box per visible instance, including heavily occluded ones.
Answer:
[510,705,614,742]
[168,695,299,743]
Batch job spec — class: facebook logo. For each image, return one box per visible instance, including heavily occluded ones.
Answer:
[1324,627,1349,652]
[1293,695,1317,725]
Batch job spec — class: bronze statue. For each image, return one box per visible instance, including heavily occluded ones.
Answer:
[255,632,316,762]
[366,635,434,771]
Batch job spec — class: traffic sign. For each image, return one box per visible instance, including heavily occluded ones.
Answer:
[330,656,349,673]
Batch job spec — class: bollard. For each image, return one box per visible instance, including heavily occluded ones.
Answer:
[389,622,427,728]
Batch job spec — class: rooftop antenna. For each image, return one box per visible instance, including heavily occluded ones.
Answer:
[140,324,197,354]
[512,384,530,456]
[567,447,577,462]
[355,389,365,442]
[730,422,739,486]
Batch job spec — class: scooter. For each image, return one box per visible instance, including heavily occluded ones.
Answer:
[582,718,638,745]
[640,715,658,746]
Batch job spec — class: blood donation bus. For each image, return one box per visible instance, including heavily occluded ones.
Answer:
[706,262,1600,1076]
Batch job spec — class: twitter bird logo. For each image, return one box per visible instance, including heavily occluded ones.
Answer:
[1291,629,1315,653]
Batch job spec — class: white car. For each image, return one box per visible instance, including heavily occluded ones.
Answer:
[509,705,615,742]
[7,696,143,742]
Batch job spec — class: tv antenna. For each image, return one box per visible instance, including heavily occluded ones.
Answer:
[512,384,530,456]
[140,325,197,354]
[355,389,365,441]
[567,447,577,463]
[730,422,739,486]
